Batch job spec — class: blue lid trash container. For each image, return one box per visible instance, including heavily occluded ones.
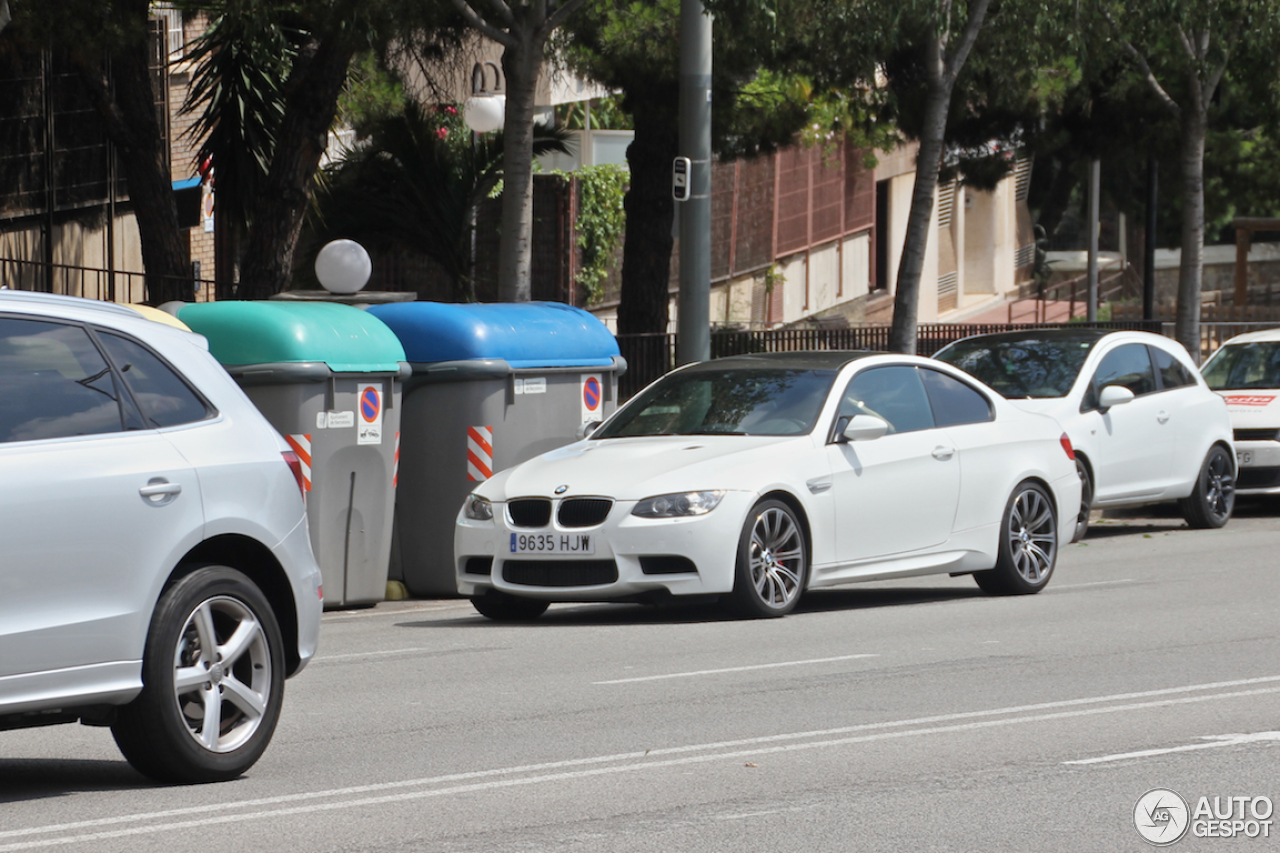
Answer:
[180,301,409,608]
[366,301,626,596]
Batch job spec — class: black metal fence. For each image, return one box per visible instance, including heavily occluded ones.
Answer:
[616,320,1194,400]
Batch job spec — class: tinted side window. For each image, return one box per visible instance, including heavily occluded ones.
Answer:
[840,366,934,434]
[0,317,128,442]
[99,332,211,427]
[921,368,994,426]
[1149,345,1195,390]
[1086,344,1156,410]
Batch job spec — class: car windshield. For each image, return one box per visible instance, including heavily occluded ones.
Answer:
[1202,341,1280,390]
[595,366,837,438]
[934,337,1097,398]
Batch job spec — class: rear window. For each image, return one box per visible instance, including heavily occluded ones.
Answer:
[99,332,211,427]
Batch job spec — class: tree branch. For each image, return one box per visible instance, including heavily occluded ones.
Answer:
[450,0,517,47]
[941,0,992,89]
[1100,8,1180,118]
[541,0,593,43]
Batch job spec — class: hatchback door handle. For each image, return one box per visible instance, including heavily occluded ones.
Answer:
[932,446,956,460]
[1157,411,1170,424]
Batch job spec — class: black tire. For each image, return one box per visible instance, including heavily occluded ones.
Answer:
[471,590,550,621]
[1179,445,1235,529]
[112,566,285,784]
[1073,458,1093,543]
[974,481,1058,595]
[725,499,808,618]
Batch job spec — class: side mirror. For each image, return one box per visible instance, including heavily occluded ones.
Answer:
[841,414,890,442]
[576,420,601,440]
[1098,384,1135,411]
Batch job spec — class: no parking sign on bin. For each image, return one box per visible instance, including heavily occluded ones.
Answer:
[367,302,626,596]
[180,301,409,608]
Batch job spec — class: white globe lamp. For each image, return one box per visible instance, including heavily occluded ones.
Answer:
[314,239,371,294]
[464,95,506,134]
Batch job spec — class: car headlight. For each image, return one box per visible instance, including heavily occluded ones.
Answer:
[632,491,725,518]
[464,494,494,521]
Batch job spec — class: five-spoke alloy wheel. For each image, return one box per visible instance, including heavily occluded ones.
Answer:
[112,566,285,784]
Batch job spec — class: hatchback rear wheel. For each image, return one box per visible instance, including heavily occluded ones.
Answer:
[1179,445,1235,529]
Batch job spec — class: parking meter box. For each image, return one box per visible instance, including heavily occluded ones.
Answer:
[180,301,409,608]
[367,302,626,597]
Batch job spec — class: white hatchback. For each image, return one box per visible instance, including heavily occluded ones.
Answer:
[456,351,1079,620]
[935,329,1236,539]
[1201,328,1280,495]
[0,290,323,784]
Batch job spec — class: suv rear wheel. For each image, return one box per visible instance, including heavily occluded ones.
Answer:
[112,566,285,784]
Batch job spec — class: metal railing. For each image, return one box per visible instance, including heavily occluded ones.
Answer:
[1007,265,1141,323]
[0,257,213,304]
[616,320,1163,400]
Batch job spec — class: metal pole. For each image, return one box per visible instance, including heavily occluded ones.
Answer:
[675,0,712,365]
[1087,158,1099,322]
[1144,157,1157,321]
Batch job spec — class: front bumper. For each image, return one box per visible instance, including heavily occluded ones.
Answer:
[454,492,756,601]
[1232,440,1280,494]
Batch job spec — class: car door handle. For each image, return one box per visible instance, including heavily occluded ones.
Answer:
[1157,411,1170,424]
[140,479,182,504]
[932,446,956,460]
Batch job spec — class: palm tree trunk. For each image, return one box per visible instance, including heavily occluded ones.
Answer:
[617,95,679,335]
[497,33,541,302]
[70,1,189,305]
[237,31,355,300]
[889,71,950,354]
[1174,105,1208,362]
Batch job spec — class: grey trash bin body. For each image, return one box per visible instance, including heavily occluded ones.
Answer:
[367,301,626,597]
[180,301,409,608]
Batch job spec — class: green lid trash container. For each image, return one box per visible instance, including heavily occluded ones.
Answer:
[367,302,626,596]
[180,301,409,609]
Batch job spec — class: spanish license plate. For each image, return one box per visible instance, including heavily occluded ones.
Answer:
[510,532,595,555]
[1237,450,1253,466]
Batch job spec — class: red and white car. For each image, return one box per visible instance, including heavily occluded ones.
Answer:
[1202,328,1280,495]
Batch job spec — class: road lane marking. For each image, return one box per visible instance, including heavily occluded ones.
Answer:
[1064,731,1280,765]
[594,654,879,684]
[314,648,432,662]
[5,675,1280,850]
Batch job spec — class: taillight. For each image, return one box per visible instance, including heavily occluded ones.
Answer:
[1059,433,1075,460]
[282,450,306,496]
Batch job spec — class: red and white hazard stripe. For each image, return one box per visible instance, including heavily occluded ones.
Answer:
[285,433,312,491]
[467,425,493,481]
[393,431,401,488]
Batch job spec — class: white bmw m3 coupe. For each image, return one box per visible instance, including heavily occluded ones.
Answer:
[455,351,1080,620]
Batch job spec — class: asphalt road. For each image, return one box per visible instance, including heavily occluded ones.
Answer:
[3,501,1279,853]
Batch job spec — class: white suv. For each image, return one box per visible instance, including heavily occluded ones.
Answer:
[0,290,322,784]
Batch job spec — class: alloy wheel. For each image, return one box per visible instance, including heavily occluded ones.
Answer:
[1007,487,1057,584]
